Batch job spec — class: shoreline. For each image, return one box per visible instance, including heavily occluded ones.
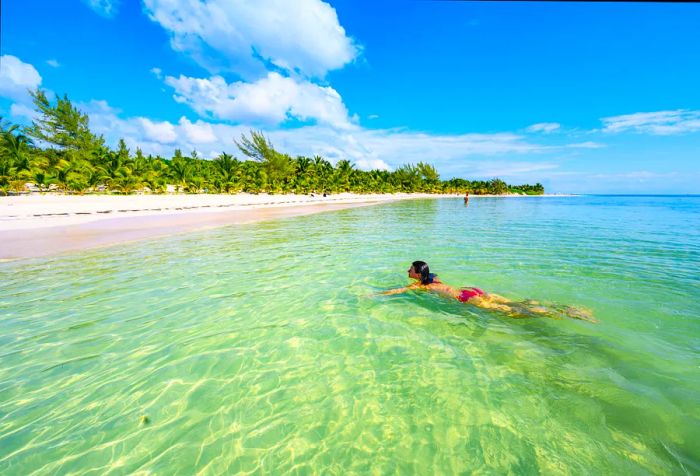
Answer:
[0,193,573,260]
[0,192,572,230]
[0,193,434,260]
[1,193,442,229]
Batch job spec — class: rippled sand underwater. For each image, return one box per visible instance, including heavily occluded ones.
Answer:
[1,196,699,474]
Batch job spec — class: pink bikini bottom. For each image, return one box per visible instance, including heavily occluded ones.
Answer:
[458,287,485,302]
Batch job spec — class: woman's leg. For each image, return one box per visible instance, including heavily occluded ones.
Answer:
[469,295,597,322]
[471,297,517,314]
[484,293,512,304]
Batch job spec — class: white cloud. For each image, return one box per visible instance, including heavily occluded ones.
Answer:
[82,0,120,18]
[0,55,42,102]
[164,72,353,129]
[143,0,358,78]
[9,103,37,120]
[367,114,379,120]
[138,117,178,143]
[46,59,60,68]
[565,141,604,149]
[463,161,559,179]
[601,110,700,135]
[178,117,217,144]
[335,130,546,164]
[356,158,391,171]
[81,98,562,167]
[526,122,560,133]
[81,99,140,140]
[150,67,162,79]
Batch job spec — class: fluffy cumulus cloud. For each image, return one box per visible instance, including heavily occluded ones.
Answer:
[138,117,178,143]
[601,110,700,135]
[526,122,560,133]
[82,0,120,18]
[0,55,42,102]
[178,117,217,144]
[143,0,358,78]
[164,72,353,128]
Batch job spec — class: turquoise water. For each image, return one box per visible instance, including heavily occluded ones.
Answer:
[1,196,699,474]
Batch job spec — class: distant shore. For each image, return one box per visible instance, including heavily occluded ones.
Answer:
[0,193,573,260]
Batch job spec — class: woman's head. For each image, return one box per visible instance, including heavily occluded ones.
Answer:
[409,260,433,284]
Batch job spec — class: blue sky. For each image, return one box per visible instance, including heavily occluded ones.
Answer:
[1,0,699,193]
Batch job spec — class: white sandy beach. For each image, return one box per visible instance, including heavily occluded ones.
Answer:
[0,193,571,260]
[0,192,570,229]
[0,193,456,259]
[0,193,446,230]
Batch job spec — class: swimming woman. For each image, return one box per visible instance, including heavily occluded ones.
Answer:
[382,260,596,322]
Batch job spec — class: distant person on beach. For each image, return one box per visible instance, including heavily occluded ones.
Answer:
[382,260,596,322]
[464,192,469,204]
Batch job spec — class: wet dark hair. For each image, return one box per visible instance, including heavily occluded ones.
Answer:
[411,260,435,285]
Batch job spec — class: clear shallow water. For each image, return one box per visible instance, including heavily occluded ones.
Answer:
[1,196,699,474]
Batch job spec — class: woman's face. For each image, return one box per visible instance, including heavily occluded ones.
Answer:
[407,266,421,280]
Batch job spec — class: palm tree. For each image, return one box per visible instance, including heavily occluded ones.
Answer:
[85,166,107,192]
[143,173,167,194]
[187,175,205,194]
[393,164,419,192]
[33,171,54,192]
[113,171,142,194]
[312,155,332,192]
[213,152,240,193]
[240,161,266,193]
[3,125,33,172]
[170,158,191,193]
[0,156,15,194]
[487,178,508,195]
[334,159,354,192]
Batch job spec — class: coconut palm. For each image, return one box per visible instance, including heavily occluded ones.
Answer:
[213,152,240,193]
[186,175,205,194]
[85,167,107,192]
[312,156,332,192]
[170,158,192,193]
[334,159,354,192]
[2,125,33,172]
[33,171,54,192]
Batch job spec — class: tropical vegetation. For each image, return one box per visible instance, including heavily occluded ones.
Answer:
[0,90,544,196]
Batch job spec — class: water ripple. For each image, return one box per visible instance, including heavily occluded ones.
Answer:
[1,196,699,474]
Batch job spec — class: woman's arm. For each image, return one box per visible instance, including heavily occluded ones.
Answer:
[380,287,410,295]
[380,283,420,295]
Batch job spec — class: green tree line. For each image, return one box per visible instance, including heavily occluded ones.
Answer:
[0,90,544,196]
